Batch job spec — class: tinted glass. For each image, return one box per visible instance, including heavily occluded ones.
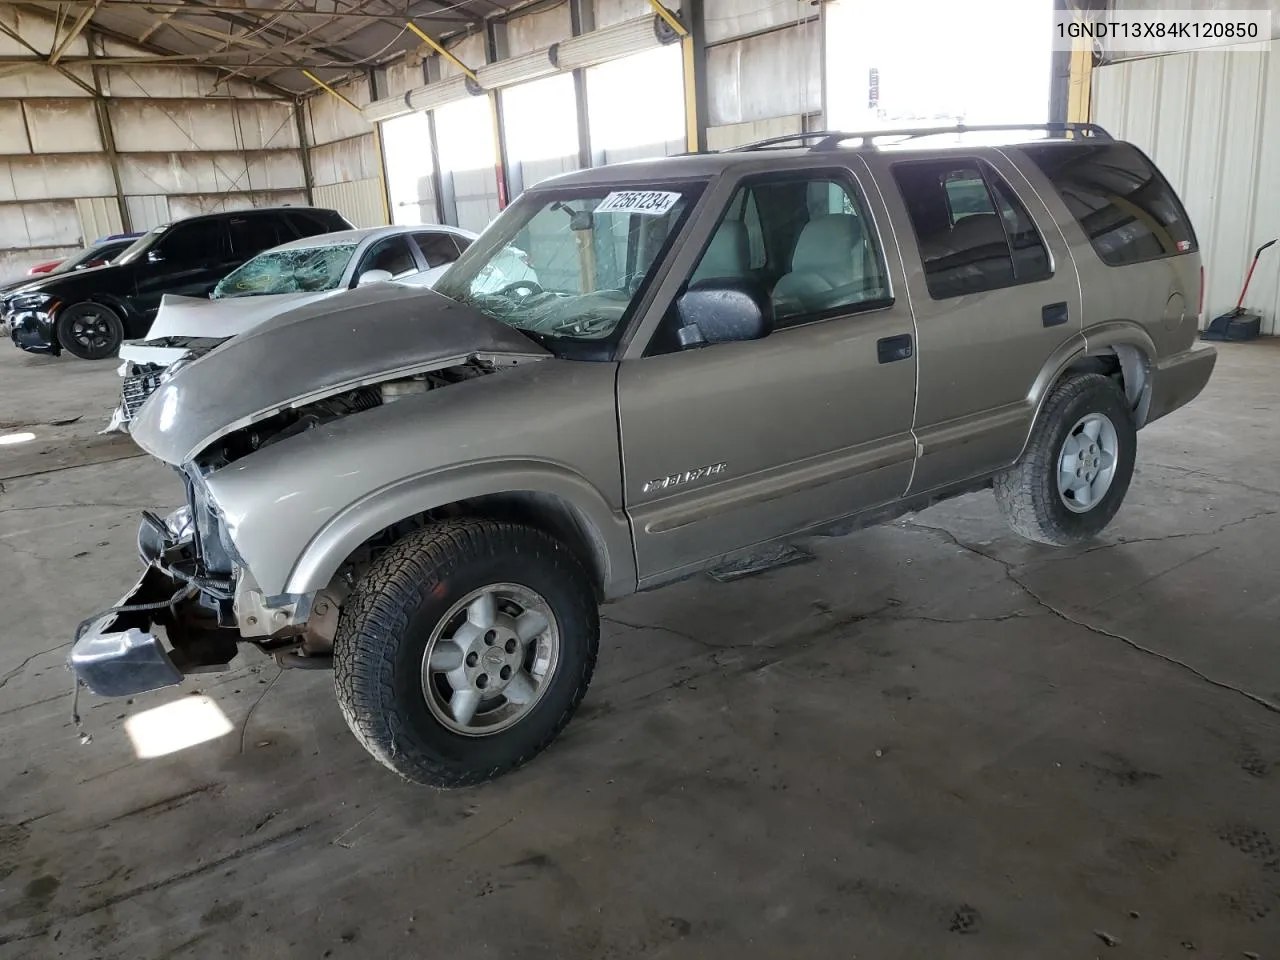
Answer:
[893,159,1051,300]
[286,211,336,239]
[356,237,418,278]
[158,220,226,264]
[229,214,287,258]
[1022,142,1196,266]
[414,232,462,268]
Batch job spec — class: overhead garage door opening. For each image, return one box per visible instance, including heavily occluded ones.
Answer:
[825,0,1053,132]
[586,43,687,163]
[501,72,582,194]
[382,111,437,226]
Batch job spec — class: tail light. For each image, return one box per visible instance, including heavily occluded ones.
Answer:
[1198,265,1205,317]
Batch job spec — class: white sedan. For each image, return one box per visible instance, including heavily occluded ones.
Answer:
[106,225,534,431]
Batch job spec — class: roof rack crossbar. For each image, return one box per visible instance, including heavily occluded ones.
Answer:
[809,123,1113,151]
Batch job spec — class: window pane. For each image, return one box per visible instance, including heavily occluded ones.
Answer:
[1022,141,1196,266]
[988,172,1051,284]
[358,237,417,277]
[893,159,1051,300]
[414,232,462,268]
[685,176,890,328]
[229,215,284,258]
[160,220,225,263]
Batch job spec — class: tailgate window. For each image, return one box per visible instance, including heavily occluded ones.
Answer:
[1021,141,1197,267]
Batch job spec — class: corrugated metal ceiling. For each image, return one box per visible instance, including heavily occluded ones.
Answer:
[13,0,535,97]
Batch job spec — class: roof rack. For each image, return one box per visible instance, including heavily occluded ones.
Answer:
[728,123,1112,153]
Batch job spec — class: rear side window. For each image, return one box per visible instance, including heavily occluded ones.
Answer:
[229,214,287,258]
[413,231,462,268]
[287,211,339,239]
[1021,142,1196,266]
[893,159,1052,300]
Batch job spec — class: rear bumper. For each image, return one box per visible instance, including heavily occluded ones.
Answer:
[1142,343,1217,426]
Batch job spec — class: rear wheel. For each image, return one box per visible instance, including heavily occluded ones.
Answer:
[56,302,124,360]
[333,519,599,787]
[994,373,1136,545]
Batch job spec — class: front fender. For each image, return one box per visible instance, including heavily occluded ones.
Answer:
[285,461,635,598]
[200,358,627,599]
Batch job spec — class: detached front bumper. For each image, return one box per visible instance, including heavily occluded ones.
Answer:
[70,565,187,696]
[1142,342,1217,426]
[70,511,241,698]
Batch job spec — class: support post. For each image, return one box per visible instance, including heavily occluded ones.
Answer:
[294,99,315,205]
[570,0,593,170]
[486,19,511,208]
[89,46,130,233]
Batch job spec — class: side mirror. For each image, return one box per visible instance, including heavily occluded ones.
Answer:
[674,279,773,349]
[357,269,394,287]
[147,248,165,264]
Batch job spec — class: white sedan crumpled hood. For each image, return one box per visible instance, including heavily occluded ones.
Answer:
[141,290,331,341]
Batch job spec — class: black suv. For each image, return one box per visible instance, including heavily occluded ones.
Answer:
[9,206,352,359]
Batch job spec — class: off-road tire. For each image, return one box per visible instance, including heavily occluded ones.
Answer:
[994,373,1136,546]
[333,518,599,787]
[56,302,124,360]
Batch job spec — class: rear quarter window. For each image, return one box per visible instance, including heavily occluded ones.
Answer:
[1021,141,1197,267]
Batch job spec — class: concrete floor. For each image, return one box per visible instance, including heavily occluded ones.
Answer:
[2,341,1279,959]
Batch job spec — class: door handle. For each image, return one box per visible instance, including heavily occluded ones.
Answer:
[877,333,913,364]
[1042,301,1069,328]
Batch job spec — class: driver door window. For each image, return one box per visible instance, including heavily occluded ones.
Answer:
[354,236,418,280]
[686,175,890,328]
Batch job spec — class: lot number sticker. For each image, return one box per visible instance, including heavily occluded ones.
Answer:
[596,191,681,216]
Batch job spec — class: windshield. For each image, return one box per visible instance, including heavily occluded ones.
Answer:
[211,243,358,299]
[433,183,701,344]
[115,225,166,265]
[57,243,126,273]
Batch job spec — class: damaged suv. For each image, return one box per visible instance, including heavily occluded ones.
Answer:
[71,125,1217,787]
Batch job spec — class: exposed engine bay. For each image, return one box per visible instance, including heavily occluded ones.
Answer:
[192,358,497,471]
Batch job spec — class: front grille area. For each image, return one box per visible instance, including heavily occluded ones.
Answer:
[121,368,163,421]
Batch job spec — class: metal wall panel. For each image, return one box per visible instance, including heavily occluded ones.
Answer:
[165,190,308,220]
[0,155,115,201]
[383,59,424,100]
[75,196,124,240]
[0,103,30,155]
[1093,45,1280,333]
[313,179,384,229]
[126,194,171,231]
[22,99,102,153]
[99,65,270,100]
[705,0,808,43]
[0,67,93,99]
[118,151,305,195]
[0,200,80,248]
[706,115,803,151]
[707,22,821,126]
[441,33,486,78]
[107,99,297,153]
[507,4,573,56]
[309,134,380,187]
[307,78,373,147]
[593,0,650,29]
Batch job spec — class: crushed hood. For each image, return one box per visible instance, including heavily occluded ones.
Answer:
[143,291,328,340]
[129,283,550,466]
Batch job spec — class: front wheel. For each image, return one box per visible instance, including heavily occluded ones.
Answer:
[56,302,124,360]
[334,519,599,787]
[994,373,1137,545]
